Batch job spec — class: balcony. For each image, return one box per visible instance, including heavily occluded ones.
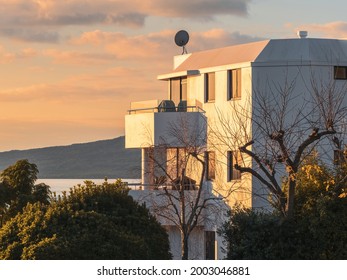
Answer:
[125,100,206,148]
[128,187,217,227]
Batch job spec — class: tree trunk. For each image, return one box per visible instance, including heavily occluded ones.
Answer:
[286,179,295,219]
[181,232,189,260]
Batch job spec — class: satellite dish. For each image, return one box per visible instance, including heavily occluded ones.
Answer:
[175,30,189,46]
[174,30,189,54]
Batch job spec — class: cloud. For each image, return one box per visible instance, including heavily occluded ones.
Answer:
[43,49,117,65]
[17,12,146,28]
[70,28,263,63]
[0,64,162,151]
[0,0,252,42]
[145,0,251,19]
[71,30,176,63]
[18,48,37,58]
[0,0,250,27]
[0,27,262,152]
[0,45,37,64]
[107,13,146,27]
[189,29,265,50]
[0,28,59,43]
[0,118,122,152]
[0,65,164,103]
[0,46,15,63]
[1,28,263,101]
[0,84,50,102]
[294,21,347,38]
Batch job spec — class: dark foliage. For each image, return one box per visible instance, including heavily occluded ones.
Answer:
[220,160,347,260]
[0,180,172,260]
[0,160,51,226]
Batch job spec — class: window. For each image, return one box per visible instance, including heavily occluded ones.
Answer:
[181,78,187,100]
[206,151,215,180]
[205,73,215,102]
[227,69,241,100]
[167,148,185,179]
[334,66,347,80]
[205,231,216,260]
[227,151,241,181]
[170,77,187,105]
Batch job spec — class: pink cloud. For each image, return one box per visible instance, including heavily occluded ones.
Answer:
[0,45,37,63]
[43,48,116,65]
[0,1,252,44]
[295,21,347,38]
[0,63,165,151]
[0,84,51,102]
[0,47,15,63]
[142,0,250,18]
[0,118,122,152]
[0,0,250,29]
[18,48,37,58]
[71,29,263,62]
[0,26,263,151]
[71,30,169,59]
[190,29,264,51]
[0,65,165,103]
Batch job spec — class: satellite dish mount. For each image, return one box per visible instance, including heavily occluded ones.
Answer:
[175,30,189,54]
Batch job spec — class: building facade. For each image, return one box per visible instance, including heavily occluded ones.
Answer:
[125,33,347,259]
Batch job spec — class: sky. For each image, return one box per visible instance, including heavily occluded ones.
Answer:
[1,0,347,152]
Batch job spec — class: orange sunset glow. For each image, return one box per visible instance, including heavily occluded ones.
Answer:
[1,0,347,151]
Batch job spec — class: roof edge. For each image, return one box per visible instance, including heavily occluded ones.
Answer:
[157,70,200,80]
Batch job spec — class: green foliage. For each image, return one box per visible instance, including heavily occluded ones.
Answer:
[220,160,347,260]
[1,159,38,194]
[0,160,51,226]
[219,208,295,259]
[0,180,172,260]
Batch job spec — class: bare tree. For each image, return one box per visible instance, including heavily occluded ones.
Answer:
[141,113,230,260]
[210,71,347,218]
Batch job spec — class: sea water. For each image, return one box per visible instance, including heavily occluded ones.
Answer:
[36,178,141,195]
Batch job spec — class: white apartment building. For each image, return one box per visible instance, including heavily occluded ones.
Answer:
[125,33,347,259]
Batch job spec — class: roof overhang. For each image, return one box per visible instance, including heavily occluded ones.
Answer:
[157,70,200,81]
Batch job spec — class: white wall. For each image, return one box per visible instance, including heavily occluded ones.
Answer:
[175,59,347,210]
[125,112,206,148]
[183,65,258,209]
[250,63,347,207]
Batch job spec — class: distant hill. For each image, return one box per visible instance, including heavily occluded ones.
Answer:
[0,137,141,179]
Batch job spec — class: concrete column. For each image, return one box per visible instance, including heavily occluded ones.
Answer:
[142,148,154,190]
[141,148,148,189]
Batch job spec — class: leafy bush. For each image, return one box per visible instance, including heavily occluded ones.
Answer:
[220,160,347,260]
[0,180,171,260]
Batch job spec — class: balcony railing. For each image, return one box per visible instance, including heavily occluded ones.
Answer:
[128,105,205,115]
[127,99,205,115]
[126,183,199,191]
[125,99,206,148]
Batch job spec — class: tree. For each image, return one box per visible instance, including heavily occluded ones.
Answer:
[0,180,171,260]
[0,159,51,226]
[211,72,347,218]
[219,158,347,259]
[141,114,229,260]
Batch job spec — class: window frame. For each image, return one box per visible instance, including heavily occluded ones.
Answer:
[334,66,347,80]
[170,77,187,105]
[227,69,241,100]
[205,151,216,180]
[227,150,241,181]
[205,72,215,103]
